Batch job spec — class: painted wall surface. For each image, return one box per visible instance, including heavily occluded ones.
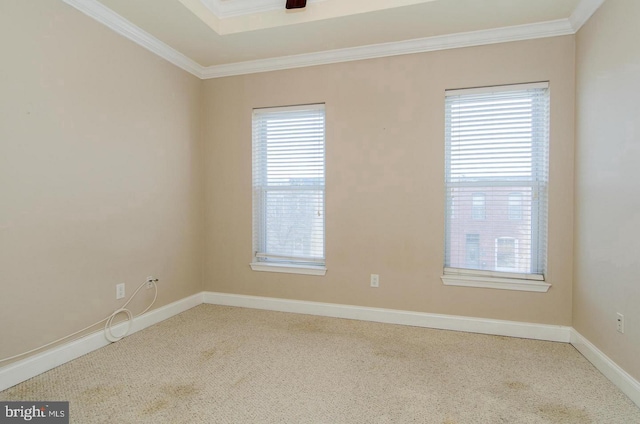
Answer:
[574,0,640,381]
[0,1,204,362]
[202,36,575,325]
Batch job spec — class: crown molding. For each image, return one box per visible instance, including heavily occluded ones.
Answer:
[62,0,205,78]
[62,0,598,80]
[569,0,607,32]
[200,19,574,79]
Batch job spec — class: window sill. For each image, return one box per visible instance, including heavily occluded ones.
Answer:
[250,262,327,276]
[441,273,550,293]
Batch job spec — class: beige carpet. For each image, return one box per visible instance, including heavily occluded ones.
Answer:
[1,305,639,423]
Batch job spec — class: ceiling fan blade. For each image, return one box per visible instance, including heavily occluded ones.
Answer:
[286,0,307,9]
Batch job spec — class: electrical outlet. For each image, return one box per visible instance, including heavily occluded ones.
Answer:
[146,276,158,289]
[116,283,125,300]
[370,274,379,288]
[617,313,624,334]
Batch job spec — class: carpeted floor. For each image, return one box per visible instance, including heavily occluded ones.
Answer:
[1,305,639,423]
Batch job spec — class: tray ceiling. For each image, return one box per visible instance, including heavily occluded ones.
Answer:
[63,0,604,78]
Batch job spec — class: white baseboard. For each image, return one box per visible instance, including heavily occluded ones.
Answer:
[202,291,572,343]
[4,290,638,411]
[570,329,640,408]
[0,292,203,392]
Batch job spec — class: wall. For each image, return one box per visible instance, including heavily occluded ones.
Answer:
[202,36,575,325]
[575,0,640,380]
[0,1,203,362]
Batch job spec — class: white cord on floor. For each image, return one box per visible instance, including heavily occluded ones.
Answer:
[0,278,158,363]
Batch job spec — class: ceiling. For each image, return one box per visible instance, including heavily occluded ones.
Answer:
[62,0,605,78]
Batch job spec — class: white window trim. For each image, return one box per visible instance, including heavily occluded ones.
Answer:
[441,268,550,293]
[250,262,327,276]
[251,103,326,275]
[443,81,550,293]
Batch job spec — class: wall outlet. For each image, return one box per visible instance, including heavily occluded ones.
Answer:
[617,313,624,334]
[146,276,158,289]
[370,274,379,288]
[116,283,125,300]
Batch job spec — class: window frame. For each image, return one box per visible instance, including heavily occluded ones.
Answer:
[250,103,327,276]
[441,82,551,292]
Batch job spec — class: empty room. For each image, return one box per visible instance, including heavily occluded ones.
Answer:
[1,0,639,422]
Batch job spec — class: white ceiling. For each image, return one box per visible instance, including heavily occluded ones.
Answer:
[195,0,327,20]
[63,0,606,78]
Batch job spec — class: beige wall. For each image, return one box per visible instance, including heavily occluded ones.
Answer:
[203,36,575,325]
[575,0,640,380]
[0,0,582,370]
[0,1,203,362]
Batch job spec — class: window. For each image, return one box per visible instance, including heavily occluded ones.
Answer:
[442,82,550,292]
[508,192,523,220]
[251,104,326,275]
[495,237,518,271]
[471,193,486,220]
[465,234,480,268]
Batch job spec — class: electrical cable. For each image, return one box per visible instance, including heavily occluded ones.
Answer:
[0,278,158,363]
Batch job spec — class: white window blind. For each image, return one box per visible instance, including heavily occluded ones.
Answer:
[444,82,549,278]
[252,104,325,268]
